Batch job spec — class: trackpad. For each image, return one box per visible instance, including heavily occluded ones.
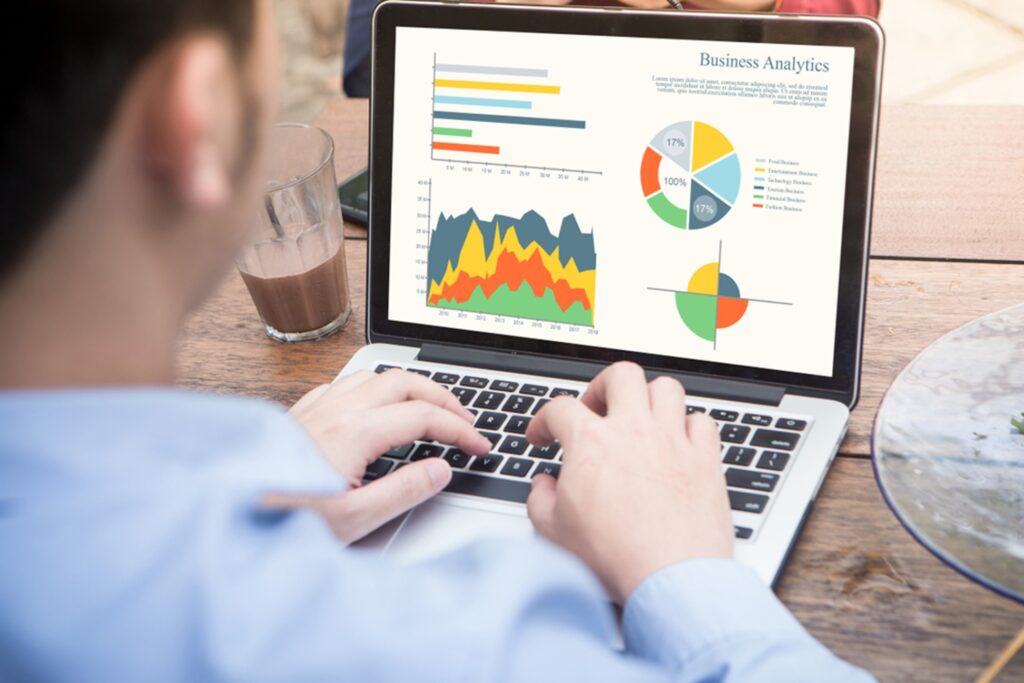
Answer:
[384,499,534,565]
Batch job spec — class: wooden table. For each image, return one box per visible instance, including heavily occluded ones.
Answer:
[177,99,1024,681]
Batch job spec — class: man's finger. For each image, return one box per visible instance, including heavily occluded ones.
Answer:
[338,369,473,421]
[526,396,596,450]
[685,413,720,461]
[289,383,331,414]
[648,376,688,440]
[356,400,493,460]
[526,474,558,541]
[327,458,451,543]
[580,361,649,417]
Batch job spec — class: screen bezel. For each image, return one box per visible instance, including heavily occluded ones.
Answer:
[367,1,883,407]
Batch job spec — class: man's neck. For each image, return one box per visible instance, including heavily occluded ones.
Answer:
[0,217,182,390]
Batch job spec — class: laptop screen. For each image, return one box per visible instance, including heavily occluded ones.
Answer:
[385,25,857,379]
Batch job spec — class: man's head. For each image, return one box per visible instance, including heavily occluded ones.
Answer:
[0,0,278,311]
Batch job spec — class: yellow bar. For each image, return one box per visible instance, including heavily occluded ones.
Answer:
[754,167,766,172]
[434,79,561,94]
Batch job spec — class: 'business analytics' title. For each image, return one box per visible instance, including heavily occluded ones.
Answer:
[699,52,830,75]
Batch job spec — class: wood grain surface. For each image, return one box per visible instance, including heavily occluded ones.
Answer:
[175,99,1024,682]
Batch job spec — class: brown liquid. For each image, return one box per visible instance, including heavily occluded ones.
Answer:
[240,247,350,334]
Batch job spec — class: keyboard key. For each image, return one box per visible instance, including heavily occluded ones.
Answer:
[443,448,472,469]
[498,435,530,455]
[481,432,501,448]
[469,454,504,473]
[720,424,751,444]
[757,450,791,471]
[407,368,432,377]
[444,471,530,502]
[776,418,808,432]
[550,388,579,398]
[533,462,561,479]
[450,387,477,406]
[751,429,801,451]
[710,409,739,422]
[432,372,460,384]
[473,391,504,410]
[364,458,393,481]
[383,443,414,460]
[722,446,756,466]
[411,444,445,461]
[734,526,754,540]
[491,380,519,392]
[742,413,773,427]
[475,411,507,431]
[375,364,399,374]
[728,489,770,514]
[520,384,549,396]
[532,398,550,415]
[506,415,531,434]
[529,442,560,460]
[501,458,533,477]
[725,468,780,492]
[687,405,707,414]
[503,395,535,414]
[460,376,489,388]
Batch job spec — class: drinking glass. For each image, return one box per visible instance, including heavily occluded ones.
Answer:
[237,123,351,342]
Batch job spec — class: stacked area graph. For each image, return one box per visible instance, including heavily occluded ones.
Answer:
[641,121,741,230]
[427,209,596,325]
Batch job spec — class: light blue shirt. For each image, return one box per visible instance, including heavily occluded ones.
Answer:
[0,389,874,682]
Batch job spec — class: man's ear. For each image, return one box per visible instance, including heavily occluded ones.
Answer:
[140,36,242,210]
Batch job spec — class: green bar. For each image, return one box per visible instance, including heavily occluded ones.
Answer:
[432,127,473,138]
[753,194,764,199]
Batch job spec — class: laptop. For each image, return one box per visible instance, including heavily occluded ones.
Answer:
[339,1,883,587]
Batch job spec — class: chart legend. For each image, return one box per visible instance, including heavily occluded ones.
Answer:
[427,209,597,326]
[640,121,741,230]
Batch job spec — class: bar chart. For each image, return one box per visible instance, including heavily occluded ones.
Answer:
[429,57,600,175]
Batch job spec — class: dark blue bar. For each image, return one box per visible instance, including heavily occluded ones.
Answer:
[434,110,586,130]
[753,185,765,190]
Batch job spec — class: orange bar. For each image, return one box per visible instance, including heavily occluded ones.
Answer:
[432,141,500,155]
[752,203,764,208]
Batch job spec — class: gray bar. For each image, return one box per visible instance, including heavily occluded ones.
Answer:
[435,64,549,78]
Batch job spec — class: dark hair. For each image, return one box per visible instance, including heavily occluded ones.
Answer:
[0,1,256,280]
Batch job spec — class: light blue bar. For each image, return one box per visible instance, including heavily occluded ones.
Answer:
[436,64,548,78]
[435,95,533,110]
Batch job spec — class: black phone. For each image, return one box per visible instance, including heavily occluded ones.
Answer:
[337,167,369,226]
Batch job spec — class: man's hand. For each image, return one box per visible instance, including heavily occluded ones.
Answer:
[272,369,491,544]
[526,362,733,604]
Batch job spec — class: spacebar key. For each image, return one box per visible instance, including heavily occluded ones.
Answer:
[444,472,531,503]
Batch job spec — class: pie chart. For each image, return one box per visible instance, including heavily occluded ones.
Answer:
[674,261,749,342]
[640,121,741,230]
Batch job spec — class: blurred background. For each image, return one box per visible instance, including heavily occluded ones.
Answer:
[275,0,1024,122]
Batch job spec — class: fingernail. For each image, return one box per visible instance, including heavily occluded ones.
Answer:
[424,458,451,488]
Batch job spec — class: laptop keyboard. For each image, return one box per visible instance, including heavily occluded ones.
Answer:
[364,364,811,541]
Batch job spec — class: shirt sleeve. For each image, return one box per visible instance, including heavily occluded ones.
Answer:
[176,497,875,683]
[622,558,877,682]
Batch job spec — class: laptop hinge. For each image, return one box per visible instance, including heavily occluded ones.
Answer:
[417,343,785,406]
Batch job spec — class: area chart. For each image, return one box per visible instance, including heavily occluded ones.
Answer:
[640,121,741,230]
[427,209,597,326]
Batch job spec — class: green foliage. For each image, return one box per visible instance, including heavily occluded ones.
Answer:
[1012,412,1024,434]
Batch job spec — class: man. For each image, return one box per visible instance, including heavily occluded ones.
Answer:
[0,2,874,681]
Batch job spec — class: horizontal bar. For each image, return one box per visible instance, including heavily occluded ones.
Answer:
[435,79,560,94]
[432,141,500,155]
[432,126,473,137]
[434,110,586,130]
[436,64,548,78]
[435,95,532,110]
